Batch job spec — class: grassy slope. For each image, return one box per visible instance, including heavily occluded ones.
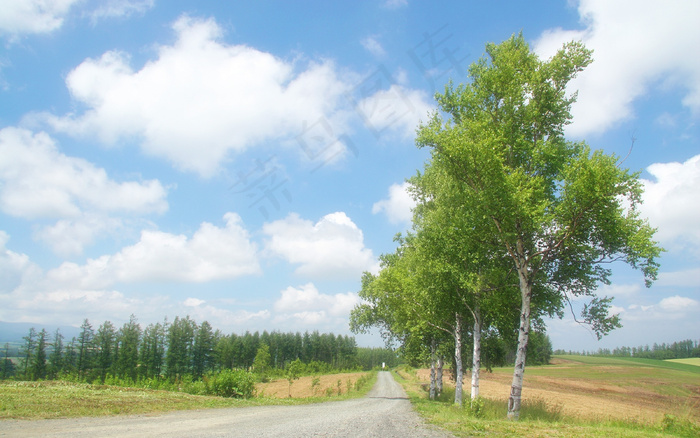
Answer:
[666,358,700,367]
[394,355,700,438]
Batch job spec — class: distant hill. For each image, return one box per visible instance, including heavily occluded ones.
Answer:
[0,321,81,344]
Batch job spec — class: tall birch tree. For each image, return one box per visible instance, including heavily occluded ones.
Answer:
[416,34,662,420]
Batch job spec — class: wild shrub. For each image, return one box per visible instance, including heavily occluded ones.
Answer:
[310,376,320,395]
[468,397,485,418]
[205,369,255,398]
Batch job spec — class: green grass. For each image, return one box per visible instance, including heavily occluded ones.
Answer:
[393,359,700,438]
[0,371,378,420]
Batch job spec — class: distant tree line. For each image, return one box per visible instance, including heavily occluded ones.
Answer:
[553,339,700,360]
[0,315,394,382]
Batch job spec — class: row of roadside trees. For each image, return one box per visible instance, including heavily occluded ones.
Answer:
[350,34,661,420]
[2,315,363,383]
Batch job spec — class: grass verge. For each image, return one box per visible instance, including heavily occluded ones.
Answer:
[0,371,377,420]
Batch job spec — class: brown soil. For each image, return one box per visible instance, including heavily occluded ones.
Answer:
[256,372,369,399]
[414,369,698,423]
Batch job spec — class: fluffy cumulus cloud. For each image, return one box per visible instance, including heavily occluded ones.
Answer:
[0,231,42,295]
[0,0,80,38]
[46,15,352,177]
[354,84,433,139]
[534,0,700,136]
[183,297,270,327]
[273,283,359,326]
[263,212,378,280]
[658,295,700,313]
[0,127,168,255]
[46,213,260,288]
[372,181,416,225]
[639,154,700,253]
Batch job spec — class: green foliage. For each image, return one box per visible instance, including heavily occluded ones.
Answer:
[252,344,272,381]
[205,369,256,398]
[5,317,360,386]
[310,376,320,395]
[468,396,485,418]
[192,321,215,378]
[661,414,700,438]
[30,329,48,380]
[285,358,304,397]
[355,347,400,370]
[525,331,553,366]
[407,33,664,419]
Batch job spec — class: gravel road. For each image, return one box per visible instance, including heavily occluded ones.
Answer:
[0,372,452,437]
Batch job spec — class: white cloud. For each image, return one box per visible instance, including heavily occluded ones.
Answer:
[658,295,700,313]
[0,231,42,294]
[372,181,416,225]
[0,0,79,38]
[0,227,267,327]
[33,214,124,257]
[355,84,432,138]
[361,36,385,57]
[383,0,408,9]
[640,154,700,252]
[184,297,205,307]
[534,0,700,136]
[273,283,359,326]
[263,212,378,280]
[274,283,359,315]
[596,283,642,299]
[608,305,626,316]
[87,0,154,22]
[180,297,270,326]
[657,267,700,288]
[0,127,168,255]
[45,15,352,177]
[46,212,260,287]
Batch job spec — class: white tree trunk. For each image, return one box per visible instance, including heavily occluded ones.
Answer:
[429,338,437,400]
[436,355,443,397]
[507,266,532,421]
[454,312,464,407]
[471,303,482,403]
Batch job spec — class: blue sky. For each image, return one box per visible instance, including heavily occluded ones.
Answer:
[0,0,698,352]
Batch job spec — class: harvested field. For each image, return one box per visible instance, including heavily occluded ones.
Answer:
[256,372,370,398]
[414,356,699,424]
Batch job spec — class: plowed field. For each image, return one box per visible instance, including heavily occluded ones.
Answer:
[414,356,699,423]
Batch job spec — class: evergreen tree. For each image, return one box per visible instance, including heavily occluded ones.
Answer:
[94,321,117,382]
[48,328,64,379]
[192,320,215,378]
[140,321,166,379]
[77,319,95,379]
[20,327,37,378]
[2,342,16,379]
[115,315,141,381]
[166,316,196,378]
[31,329,48,380]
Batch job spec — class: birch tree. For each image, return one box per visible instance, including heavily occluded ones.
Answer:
[416,34,662,420]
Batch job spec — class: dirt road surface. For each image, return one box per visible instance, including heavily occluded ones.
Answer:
[0,372,451,437]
